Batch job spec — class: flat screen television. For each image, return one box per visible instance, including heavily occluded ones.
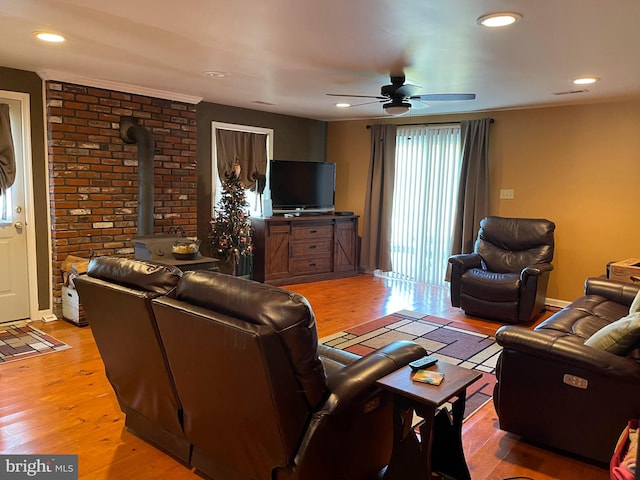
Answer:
[269,160,336,214]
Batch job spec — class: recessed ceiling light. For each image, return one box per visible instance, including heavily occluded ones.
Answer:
[477,13,522,28]
[336,103,351,108]
[203,71,229,78]
[572,76,600,85]
[34,31,65,43]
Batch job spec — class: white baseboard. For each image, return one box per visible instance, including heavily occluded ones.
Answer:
[546,297,571,309]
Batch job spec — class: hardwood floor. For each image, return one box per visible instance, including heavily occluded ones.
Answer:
[0,274,608,479]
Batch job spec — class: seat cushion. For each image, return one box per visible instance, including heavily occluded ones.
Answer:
[461,268,521,302]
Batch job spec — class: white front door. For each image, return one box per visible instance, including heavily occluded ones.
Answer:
[0,96,30,323]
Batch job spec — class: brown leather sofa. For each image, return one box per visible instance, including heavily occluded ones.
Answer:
[493,277,640,464]
[76,257,426,479]
[449,216,555,324]
[74,256,191,463]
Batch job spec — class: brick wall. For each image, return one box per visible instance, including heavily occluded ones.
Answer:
[46,81,198,314]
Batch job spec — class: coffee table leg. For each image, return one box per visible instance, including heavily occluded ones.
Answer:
[428,390,472,480]
[384,391,473,480]
[382,396,437,480]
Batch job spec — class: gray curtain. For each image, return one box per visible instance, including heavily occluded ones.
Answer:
[360,124,397,273]
[0,103,16,220]
[215,129,267,191]
[450,118,491,256]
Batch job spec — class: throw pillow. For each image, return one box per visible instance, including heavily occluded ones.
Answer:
[585,311,640,355]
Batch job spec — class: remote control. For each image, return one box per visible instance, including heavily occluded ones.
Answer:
[409,355,438,371]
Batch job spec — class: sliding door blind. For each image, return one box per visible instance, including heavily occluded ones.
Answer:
[387,125,462,285]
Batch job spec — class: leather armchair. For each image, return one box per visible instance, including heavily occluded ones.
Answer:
[449,216,555,323]
[151,270,426,480]
[493,277,640,464]
[74,257,191,463]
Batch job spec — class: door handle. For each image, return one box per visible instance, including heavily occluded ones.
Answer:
[14,221,24,232]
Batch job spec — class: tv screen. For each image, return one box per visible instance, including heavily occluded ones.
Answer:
[269,160,335,213]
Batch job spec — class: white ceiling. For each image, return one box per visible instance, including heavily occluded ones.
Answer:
[1,0,639,121]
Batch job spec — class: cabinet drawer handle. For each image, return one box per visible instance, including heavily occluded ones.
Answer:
[309,229,317,234]
[309,263,316,267]
[308,245,317,249]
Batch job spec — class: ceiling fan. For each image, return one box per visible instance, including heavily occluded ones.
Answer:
[327,74,476,115]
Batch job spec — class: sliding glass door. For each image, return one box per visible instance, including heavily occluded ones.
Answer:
[386,125,462,285]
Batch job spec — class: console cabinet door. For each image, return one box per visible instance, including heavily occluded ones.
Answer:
[334,218,358,272]
[264,223,290,280]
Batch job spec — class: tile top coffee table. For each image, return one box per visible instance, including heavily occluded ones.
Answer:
[376,361,482,480]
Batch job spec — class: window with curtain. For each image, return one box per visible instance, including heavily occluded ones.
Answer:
[211,123,273,216]
[384,124,462,285]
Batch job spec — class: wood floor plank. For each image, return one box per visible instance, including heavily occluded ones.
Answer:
[0,273,608,479]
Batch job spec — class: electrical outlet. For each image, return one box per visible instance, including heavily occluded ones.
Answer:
[499,189,514,200]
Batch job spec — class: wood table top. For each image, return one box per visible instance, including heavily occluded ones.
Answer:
[376,363,482,407]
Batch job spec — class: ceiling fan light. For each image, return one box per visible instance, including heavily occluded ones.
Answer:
[383,102,411,115]
[477,13,522,28]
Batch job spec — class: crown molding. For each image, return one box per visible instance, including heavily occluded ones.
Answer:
[37,70,203,104]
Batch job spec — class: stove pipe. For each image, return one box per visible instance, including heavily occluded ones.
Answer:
[120,117,155,237]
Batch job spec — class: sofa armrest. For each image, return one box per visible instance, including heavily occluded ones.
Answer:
[321,340,426,413]
[522,263,554,278]
[496,326,640,380]
[584,277,640,307]
[294,340,425,465]
[317,343,360,366]
[449,253,483,271]
[317,343,360,376]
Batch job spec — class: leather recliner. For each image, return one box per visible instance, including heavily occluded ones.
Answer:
[493,277,640,464]
[449,216,555,324]
[74,256,191,463]
[151,270,426,480]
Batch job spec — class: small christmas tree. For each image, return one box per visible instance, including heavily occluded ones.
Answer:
[209,164,253,275]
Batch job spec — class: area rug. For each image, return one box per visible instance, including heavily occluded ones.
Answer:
[320,310,501,420]
[0,322,71,364]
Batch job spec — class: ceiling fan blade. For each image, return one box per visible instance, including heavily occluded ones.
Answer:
[411,93,476,101]
[326,93,386,100]
[408,98,430,110]
[348,100,386,107]
[395,83,421,98]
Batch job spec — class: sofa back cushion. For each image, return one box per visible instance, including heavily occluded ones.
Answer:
[174,270,327,408]
[475,216,555,273]
[86,256,182,294]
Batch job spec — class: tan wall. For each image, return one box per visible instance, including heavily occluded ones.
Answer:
[327,99,640,302]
